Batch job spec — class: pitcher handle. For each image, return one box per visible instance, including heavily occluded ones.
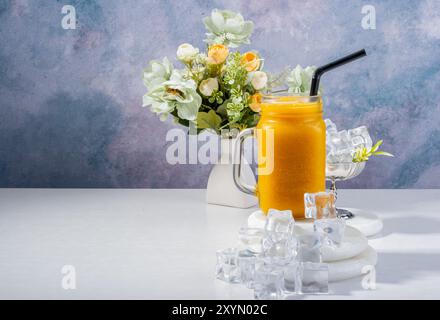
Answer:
[233,128,257,195]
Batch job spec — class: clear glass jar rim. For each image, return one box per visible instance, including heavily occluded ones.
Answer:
[261,94,322,104]
[262,93,321,104]
[262,91,321,97]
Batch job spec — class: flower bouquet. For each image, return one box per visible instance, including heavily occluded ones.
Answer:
[142,9,315,135]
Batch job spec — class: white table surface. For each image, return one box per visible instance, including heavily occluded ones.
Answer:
[0,189,439,300]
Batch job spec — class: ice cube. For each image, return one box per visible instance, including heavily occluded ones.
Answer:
[325,119,338,134]
[238,227,264,254]
[282,261,300,298]
[297,262,329,294]
[216,248,241,283]
[348,126,373,150]
[338,130,350,143]
[314,218,346,247]
[253,264,284,300]
[351,135,366,149]
[261,236,298,266]
[297,233,322,263]
[304,191,337,219]
[237,249,258,289]
[264,209,295,241]
[327,152,353,164]
[326,131,353,156]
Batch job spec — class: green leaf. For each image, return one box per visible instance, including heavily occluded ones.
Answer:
[370,140,383,153]
[197,110,222,131]
[372,151,394,157]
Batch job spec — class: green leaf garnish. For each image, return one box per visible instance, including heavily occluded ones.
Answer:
[352,140,394,163]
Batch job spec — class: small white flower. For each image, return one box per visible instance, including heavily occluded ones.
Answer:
[251,71,268,90]
[199,78,219,97]
[176,43,199,63]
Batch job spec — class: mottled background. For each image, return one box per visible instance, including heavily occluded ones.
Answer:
[0,0,439,188]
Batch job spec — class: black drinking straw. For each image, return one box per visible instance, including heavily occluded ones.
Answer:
[310,49,367,96]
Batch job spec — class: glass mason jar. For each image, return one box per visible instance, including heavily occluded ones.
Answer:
[234,95,326,219]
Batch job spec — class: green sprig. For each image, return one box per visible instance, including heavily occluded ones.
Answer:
[352,140,394,163]
[208,90,224,104]
[222,53,248,89]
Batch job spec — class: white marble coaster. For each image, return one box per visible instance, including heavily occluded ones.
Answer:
[341,208,383,237]
[328,246,377,282]
[247,210,369,262]
[295,223,368,263]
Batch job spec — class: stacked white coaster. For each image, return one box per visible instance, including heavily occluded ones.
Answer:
[248,210,378,282]
[342,208,383,237]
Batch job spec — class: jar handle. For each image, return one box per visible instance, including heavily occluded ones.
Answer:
[233,128,256,195]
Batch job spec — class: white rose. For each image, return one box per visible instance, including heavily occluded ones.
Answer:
[199,78,219,97]
[177,43,199,62]
[251,71,268,90]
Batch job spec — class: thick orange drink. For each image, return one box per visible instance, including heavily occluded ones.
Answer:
[256,95,326,219]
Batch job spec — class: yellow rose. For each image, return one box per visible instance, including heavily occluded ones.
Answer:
[207,44,229,65]
[249,93,262,112]
[241,51,260,72]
